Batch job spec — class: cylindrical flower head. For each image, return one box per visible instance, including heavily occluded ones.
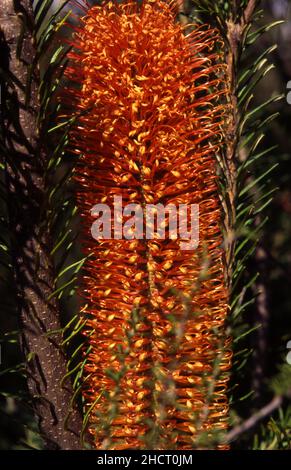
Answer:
[66,0,232,450]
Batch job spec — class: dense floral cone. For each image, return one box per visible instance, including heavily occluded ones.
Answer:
[66,0,232,449]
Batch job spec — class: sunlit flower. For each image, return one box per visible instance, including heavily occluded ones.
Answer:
[66,0,231,449]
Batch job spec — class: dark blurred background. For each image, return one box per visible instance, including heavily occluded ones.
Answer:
[230,0,291,448]
[0,0,291,449]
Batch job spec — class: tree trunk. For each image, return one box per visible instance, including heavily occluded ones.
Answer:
[0,0,82,449]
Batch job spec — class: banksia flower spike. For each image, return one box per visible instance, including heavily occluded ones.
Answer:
[66,0,232,449]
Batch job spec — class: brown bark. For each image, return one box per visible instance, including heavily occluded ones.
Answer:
[0,0,82,449]
[224,0,259,288]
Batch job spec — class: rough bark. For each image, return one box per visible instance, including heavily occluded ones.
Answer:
[224,0,259,289]
[0,0,82,449]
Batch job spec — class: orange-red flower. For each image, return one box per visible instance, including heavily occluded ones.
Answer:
[66,0,231,449]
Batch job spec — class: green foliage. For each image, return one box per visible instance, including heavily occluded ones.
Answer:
[190,0,290,450]
[253,406,291,449]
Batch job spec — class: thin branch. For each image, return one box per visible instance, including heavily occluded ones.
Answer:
[225,395,283,443]
[223,0,260,288]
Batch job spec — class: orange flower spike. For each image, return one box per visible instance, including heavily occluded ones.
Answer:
[67,0,231,449]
